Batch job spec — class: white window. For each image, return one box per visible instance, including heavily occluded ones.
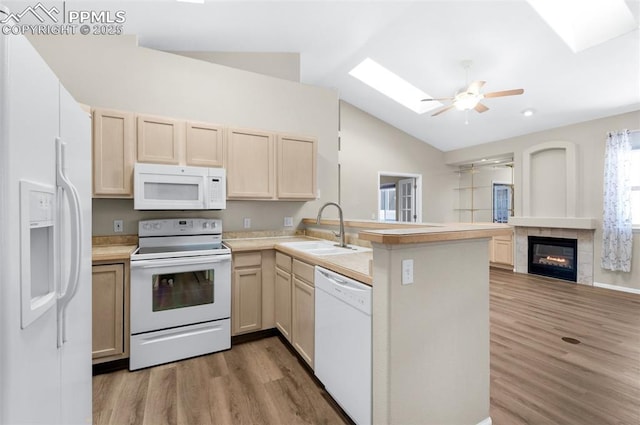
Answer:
[379,185,396,221]
[631,146,640,227]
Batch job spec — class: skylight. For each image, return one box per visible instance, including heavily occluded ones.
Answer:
[349,58,441,114]
[526,0,638,52]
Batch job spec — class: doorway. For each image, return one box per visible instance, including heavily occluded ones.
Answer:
[378,172,422,222]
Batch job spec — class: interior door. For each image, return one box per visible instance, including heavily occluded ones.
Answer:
[397,178,416,222]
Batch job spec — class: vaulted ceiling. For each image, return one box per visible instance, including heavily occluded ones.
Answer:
[61,1,640,151]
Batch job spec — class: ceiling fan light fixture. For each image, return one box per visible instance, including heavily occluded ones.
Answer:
[454,92,482,111]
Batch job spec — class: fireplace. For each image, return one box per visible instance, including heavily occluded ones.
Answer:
[528,236,577,282]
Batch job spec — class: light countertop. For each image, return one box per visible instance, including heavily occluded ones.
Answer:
[225,236,373,285]
[359,222,512,245]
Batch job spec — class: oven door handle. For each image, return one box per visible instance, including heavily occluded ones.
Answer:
[130,254,231,269]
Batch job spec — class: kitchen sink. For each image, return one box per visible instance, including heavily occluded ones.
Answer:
[279,240,370,256]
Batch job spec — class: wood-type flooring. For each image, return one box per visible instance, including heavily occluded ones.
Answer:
[93,269,640,425]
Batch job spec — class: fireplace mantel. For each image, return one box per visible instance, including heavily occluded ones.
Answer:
[509,216,597,230]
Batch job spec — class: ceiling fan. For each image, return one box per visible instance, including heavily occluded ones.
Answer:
[422,61,524,117]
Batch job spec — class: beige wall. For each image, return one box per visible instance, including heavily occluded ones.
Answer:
[444,110,640,291]
[169,51,300,82]
[339,101,456,223]
[27,35,338,235]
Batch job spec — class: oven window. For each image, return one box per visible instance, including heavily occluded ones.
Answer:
[152,269,214,312]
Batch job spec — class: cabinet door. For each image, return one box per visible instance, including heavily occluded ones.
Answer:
[185,121,225,167]
[275,267,292,341]
[232,267,263,335]
[92,108,135,198]
[137,114,183,165]
[92,264,124,359]
[493,237,514,266]
[292,277,314,368]
[226,128,275,199]
[277,134,317,200]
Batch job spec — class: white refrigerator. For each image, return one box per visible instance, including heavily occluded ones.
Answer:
[0,26,92,425]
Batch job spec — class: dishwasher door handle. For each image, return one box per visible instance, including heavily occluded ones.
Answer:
[318,269,369,292]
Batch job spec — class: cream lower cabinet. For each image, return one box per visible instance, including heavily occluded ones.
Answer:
[92,262,130,364]
[292,268,314,368]
[92,108,136,198]
[232,250,276,336]
[275,253,315,368]
[275,252,292,341]
[491,232,514,268]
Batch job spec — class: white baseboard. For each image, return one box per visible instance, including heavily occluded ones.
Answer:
[593,281,640,295]
[476,417,492,425]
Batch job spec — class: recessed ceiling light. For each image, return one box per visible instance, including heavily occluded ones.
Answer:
[526,0,637,52]
[522,109,535,117]
[349,58,442,114]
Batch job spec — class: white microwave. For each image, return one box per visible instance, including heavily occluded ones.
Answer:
[134,163,226,210]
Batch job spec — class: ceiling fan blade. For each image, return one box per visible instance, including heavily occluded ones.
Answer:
[467,80,486,94]
[483,88,524,98]
[421,97,453,102]
[474,103,489,113]
[431,104,455,117]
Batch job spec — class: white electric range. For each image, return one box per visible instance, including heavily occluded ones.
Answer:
[129,218,231,370]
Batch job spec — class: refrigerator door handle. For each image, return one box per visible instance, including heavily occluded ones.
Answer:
[56,137,83,347]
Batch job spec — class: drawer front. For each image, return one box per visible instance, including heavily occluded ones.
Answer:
[276,251,292,272]
[293,259,314,285]
[234,251,262,268]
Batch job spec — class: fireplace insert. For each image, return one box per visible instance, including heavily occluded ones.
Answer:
[528,236,577,282]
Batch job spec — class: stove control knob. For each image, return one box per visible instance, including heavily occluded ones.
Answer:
[153,223,161,230]
[211,221,217,228]
[202,222,210,229]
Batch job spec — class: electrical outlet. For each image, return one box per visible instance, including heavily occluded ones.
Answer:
[402,259,414,285]
[243,217,251,229]
[113,219,124,233]
[284,216,293,227]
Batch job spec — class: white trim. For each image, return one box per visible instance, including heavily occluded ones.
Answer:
[476,417,492,425]
[377,171,423,222]
[593,281,640,295]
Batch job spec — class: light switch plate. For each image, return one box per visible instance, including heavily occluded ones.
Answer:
[113,219,123,233]
[284,216,293,227]
[243,217,251,229]
[402,259,414,285]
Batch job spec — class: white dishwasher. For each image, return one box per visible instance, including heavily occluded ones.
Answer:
[315,266,372,425]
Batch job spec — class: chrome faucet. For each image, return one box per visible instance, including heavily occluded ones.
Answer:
[316,202,347,248]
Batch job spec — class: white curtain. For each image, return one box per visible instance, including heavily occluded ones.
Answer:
[601,130,633,272]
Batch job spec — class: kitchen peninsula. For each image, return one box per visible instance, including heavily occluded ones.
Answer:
[359,222,511,425]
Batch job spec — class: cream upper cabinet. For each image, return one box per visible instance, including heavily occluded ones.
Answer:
[226,128,276,199]
[136,114,184,165]
[185,121,225,167]
[92,108,136,198]
[277,134,317,200]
